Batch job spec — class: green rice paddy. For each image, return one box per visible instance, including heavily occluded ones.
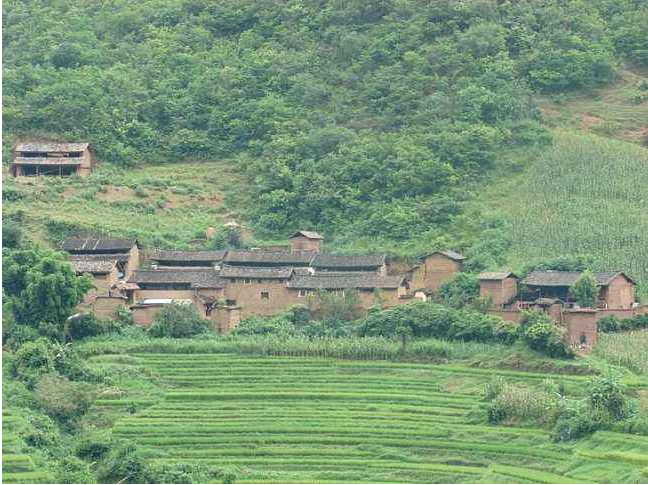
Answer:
[93,353,648,483]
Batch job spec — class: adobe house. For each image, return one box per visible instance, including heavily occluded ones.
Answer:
[69,255,121,305]
[11,142,97,177]
[520,270,636,309]
[149,249,227,268]
[219,265,295,317]
[289,231,323,252]
[130,299,195,326]
[61,238,140,279]
[286,272,408,313]
[409,250,466,293]
[478,272,519,308]
[312,254,387,275]
[224,250,316,267]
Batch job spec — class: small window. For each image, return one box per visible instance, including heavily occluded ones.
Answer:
[243,279,252,285]
[298,290,309,298]
[226,299,236,306]
[261,291,269,300]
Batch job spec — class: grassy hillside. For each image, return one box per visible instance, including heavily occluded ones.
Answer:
[85,350,647,483]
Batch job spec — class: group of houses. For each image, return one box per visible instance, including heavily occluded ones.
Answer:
[11,141,643,349]
[63,231,644,348]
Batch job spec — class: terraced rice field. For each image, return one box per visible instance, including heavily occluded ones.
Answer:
[2,411,53,484]
[91,354,648,483]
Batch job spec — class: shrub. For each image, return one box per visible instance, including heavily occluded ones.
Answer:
[552,402,602,442]
[148,303,211,338]
[34,373,94,423]
[146,463,237,484]
[598,315,621,332]
[588,374,631,421]
[486,383,558,427]
[65,313,104,341]
[54,456,95,484]
[569,271,599,308]
[519,310,573,358]
[436,273,479,309]
[97,443,149,484]
[75,433,112,462]
[233,314,294,336]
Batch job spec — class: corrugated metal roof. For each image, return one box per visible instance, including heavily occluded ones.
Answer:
[151,249,227,262]
[16,142,89,152]
[219,265,294,279]
[290,230,323,240]
[61,239,137,252]
[288,272,404,290]
[478,272,518,280]
[312,253,385,269]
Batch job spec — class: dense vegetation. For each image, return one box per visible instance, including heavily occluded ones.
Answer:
[4,0,647,246]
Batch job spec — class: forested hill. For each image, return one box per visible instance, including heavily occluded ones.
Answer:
[3,1,647,254]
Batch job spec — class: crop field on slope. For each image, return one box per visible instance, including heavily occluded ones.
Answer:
[482,131,648,284]
[92,354,648,484]
[2,410,53,484]
[1,160,249,248]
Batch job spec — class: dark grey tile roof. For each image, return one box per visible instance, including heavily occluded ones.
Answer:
[69,253,131,263]
[312,253,386,269]
[224,250,316,265]
[13,157,83,166]
[219,265,294,279]
[478,272,518,280]
[288,272,405,290]
[61,239,137,252]
[16,142,89,152]
[432,250,466,261]
[128,269,224,289]
[522,270,636,287]
[290,230,323,240]
[151,249,226,262]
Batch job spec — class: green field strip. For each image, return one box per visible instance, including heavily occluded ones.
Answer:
[1,471,53,484]
[490,464,585,484]
[576,450,648,466]
[2,454,35,473]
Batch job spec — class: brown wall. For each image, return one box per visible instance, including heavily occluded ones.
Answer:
[93,296,128,319]
[131,305,161,326]
[125,245,140,278]
[563,310,598,348]
[82,267,120,304]
[480,279,517,307]
[290,236,321,252]
[600,275,635,309]
[211,307,241,333]
[487,309,524,324]
[424,254,462,293]
[78,148,94,177]
[224,278,293,318]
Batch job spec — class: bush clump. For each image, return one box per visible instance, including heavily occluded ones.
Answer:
[148,302,211,338]
[34,373,94,423]
[519,310,574,358]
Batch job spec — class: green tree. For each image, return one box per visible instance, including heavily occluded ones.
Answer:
[569,271,599,308]
[148,302,211,338]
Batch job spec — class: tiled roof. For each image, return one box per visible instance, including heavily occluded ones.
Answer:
[16,142,89,152]
[224,250,316,265]
[12,157,82,166]
[151,249,226,262]
[69,253,131,263]
[288,272,405,290]
[219,265,294,279]
[478,272,518,280]
[521,270,636,287]
[69,258,117,274]
[312,253,385,269]
[61,238,137,252]
[128,269,224,289]
[431,250,466,261]
[290,230,323,240]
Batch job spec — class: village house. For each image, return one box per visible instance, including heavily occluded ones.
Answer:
[478,272,519,308]
[61,238,140,279]
[408,250,466,293]
[224,249,316,267]
[312,254,387,275]
[69,255,121,306]
[289,230,323,252]
[11,142,97,177]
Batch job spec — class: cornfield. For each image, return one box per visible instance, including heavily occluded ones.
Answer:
[506,132,648,285]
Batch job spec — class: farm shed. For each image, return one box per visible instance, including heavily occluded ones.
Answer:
[478,272,519,307]
[289,230,323,252]
[521,270,636,309]
[11,142,97,177]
